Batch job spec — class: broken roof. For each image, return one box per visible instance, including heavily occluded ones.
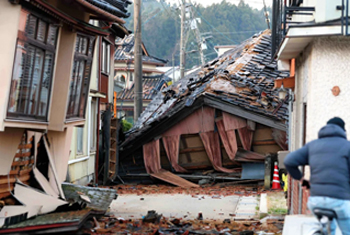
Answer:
[115,34,168,64]
[120,30,290,155]
[117,74,171,101]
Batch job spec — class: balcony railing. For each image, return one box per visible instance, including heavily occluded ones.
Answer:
[271,0,350,59]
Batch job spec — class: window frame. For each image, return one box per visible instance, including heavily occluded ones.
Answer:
[7,9,58,121]
[101,39,111,75]
[66,33,95,119]
[76,126,84,155]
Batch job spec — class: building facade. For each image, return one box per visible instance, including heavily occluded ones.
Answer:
[273,0,350,214]
[0,0,129,220]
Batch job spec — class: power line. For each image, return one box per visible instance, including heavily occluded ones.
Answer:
[142,8,165,26]
[159,0,181,23]
[189,5,236,44]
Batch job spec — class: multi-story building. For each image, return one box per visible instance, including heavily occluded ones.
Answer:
[0,0,129,224]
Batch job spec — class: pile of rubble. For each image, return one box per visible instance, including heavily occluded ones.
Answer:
[83,212,283,234]
[83,184,285,234]
[112,183,264,197]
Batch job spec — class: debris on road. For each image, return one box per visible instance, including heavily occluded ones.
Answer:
[111,183,266,198]
[82,213,284,234]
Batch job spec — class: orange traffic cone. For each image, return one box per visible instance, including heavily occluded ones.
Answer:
[272,162,281,190]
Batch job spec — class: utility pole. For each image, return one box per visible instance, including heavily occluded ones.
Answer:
[180,0,185,79]
[134,0,143,122]
[189,6,205,65]
[263,0,270,29]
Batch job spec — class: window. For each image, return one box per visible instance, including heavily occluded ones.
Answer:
[8,9,58,120]
[89,99,97,152]
[116,75,125,83]
[76,127,84,154]
[102,40,110,74]
[66,34,95,119]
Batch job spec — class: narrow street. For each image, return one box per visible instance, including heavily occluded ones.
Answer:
[80,184,286,234]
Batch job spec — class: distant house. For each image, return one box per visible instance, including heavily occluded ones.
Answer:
[272,0,350,215]
[114,34,169,124]
[117,31,290,187]
[117,74,171,124]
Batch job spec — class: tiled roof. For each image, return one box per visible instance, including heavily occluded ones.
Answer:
[85,0,131,18]
[117,74,171,100]
[115,34,168,64]
[120,31,290,150]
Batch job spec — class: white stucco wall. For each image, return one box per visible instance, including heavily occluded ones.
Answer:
[293,36,350,146]
[0,2,21,131]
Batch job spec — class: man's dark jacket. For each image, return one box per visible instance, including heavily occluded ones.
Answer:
[284,124,350,200]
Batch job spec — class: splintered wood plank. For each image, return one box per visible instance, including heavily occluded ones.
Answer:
[151,170,199,188]
[0,173,31,185]
[14,151,32,158]
[12,159,34,166]
[0,184,14,194]
[0,192,11,199]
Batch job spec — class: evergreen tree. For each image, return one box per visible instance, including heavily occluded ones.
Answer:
[125,0,271,69]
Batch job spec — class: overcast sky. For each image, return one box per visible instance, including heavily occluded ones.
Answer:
[163,0,272,9]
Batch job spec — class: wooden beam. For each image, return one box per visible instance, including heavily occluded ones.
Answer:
[204,97,287,131]
[252,140,277,145]
[274,77,295,89]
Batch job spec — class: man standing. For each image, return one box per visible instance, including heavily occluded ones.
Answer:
[284,117,350,235]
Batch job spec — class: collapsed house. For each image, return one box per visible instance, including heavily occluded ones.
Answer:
[0,0,130,232]
[117,30,290,187]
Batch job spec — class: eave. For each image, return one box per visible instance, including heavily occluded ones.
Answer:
[30,0,110,36]
[277,24,345,60]
[73,0,126,24]
[115,68,165,74]
[115,59,166,66]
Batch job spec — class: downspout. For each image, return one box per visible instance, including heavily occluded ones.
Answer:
[298,93,304,214]
[288,89,294,214]
[94,36,102,186]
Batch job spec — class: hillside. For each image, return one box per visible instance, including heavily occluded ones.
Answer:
[125,0,270,69]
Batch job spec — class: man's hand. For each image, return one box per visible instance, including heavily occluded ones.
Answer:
[301,179,310,189]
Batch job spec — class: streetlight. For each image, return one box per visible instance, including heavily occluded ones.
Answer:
[277,82,294,102]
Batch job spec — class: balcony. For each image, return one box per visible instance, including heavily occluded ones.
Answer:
[272,0,350,60]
